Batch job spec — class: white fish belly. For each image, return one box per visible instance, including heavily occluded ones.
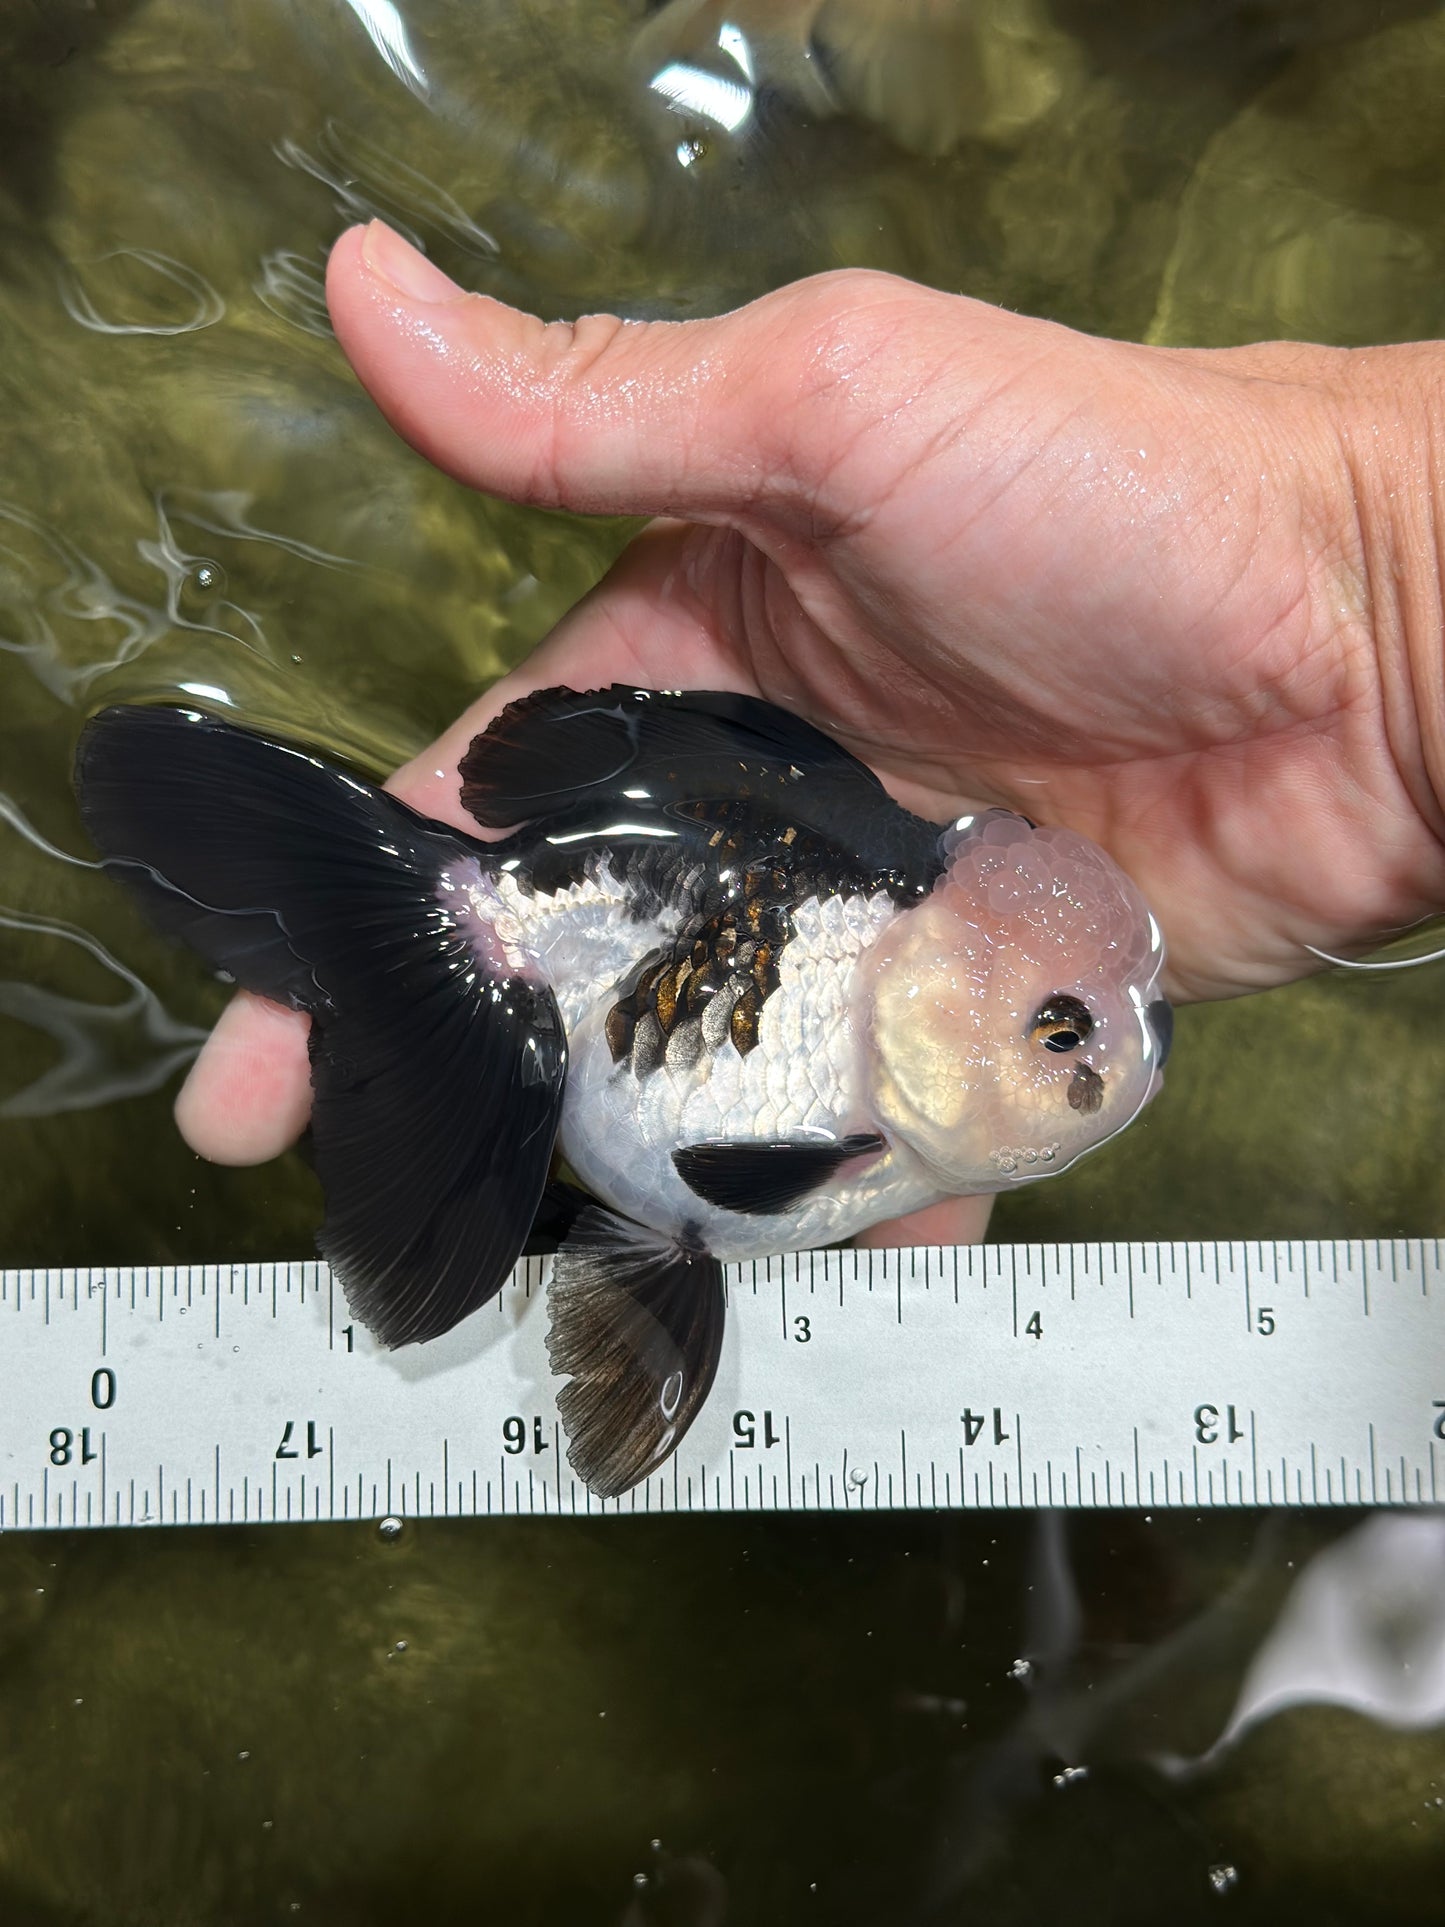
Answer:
[559,892,944,1255]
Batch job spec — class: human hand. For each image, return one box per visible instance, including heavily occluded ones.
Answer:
[176,221,1445,1250]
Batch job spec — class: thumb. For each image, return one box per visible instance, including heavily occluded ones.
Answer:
[326,221,948,527]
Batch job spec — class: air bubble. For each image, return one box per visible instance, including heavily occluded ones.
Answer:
[1208,1864,1239,1895]
[848,1466,868,1488]
[1008,1657,1033,1683]
[1053,1765,1088,1788]
[377,1515,404,1542]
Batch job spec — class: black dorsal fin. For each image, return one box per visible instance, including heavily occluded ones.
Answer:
[673,1134,886,1215]
[459,685,941,893]
[547,1205,726,1499]
[76,704,566,1347]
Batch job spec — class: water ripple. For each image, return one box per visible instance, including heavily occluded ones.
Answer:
[0,502,171,702]
[342,0,430,101]
[254,248,334,339]
[58,249,225,337]
[275,120,498,262]
[0,907,207,1118]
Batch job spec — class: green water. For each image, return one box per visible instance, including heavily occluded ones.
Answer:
[2,1,1444,1919]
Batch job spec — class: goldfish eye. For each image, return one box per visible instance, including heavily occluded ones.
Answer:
[1030,995,1094,1055]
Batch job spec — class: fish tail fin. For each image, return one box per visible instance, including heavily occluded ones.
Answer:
[546,1203,725,1499]
[75,704,566,1345]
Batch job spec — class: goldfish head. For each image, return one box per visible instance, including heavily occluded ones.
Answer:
[864,810,1168,1192]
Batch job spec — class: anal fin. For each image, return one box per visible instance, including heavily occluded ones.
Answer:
[547,1206,725,1499]
[673,1133,886,1216]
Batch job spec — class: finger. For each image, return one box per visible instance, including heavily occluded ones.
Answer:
[173,991,313,1164]
[324,221,947,528]
[855,1195,994,1248]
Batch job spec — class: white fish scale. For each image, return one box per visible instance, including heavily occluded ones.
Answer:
[456,864,941,1251]
[560,890,914,1253]
[462,856,673,1033]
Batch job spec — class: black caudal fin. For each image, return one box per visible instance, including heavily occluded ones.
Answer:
[673,1133,886,1216]
[458,685,942,891]
[546,1204,725,1498]
[75,705,567,1346]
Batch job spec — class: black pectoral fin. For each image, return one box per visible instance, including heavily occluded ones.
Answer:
[547,1207,725,1499]
[673,1133,886,1216]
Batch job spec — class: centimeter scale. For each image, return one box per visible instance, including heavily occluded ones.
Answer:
[1,1239,1441,1531]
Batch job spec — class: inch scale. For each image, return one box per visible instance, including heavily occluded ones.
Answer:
[1,1239,1441,1530]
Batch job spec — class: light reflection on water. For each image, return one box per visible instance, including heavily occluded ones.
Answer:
[1,1,1444,1921]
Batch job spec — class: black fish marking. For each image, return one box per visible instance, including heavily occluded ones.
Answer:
[1147,997,1173,1066]
[547,1205,726,1498]
[605,862,803,1076]
[75,704,567,1347]
[459,684,944,903]
[523,1179,593,1255]
[1068,1063,1105,1114]
[673,1133,888,1215]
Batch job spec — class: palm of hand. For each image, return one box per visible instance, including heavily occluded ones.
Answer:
[173,231,1445,1170]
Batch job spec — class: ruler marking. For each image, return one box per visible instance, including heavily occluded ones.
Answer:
[2,1242,1440,1525]
[1010,1251,1018,1338]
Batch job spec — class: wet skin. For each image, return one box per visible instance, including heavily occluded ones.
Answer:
[176,219,1445,1247]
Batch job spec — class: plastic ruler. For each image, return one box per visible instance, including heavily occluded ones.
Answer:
[1,1240,1440,1530]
